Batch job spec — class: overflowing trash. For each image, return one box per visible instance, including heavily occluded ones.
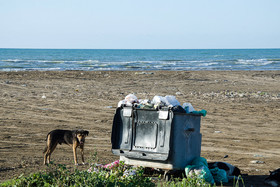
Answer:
[118,94,207,116]
[185,157,242,184]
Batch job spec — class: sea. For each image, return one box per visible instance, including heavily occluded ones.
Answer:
[0,48,280,71]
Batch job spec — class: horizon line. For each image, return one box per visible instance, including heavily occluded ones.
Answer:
[1,47,280,50]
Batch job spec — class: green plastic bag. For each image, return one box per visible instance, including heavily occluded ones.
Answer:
[185,157,214,184]
[191,157,208,167]
[210,167,228,183]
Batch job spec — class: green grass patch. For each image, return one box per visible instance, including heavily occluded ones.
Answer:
[1,152,245,187]
[1,162,153,187]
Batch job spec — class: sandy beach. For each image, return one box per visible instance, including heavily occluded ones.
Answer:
[0,70,279,186]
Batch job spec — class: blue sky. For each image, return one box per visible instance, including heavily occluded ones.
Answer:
[1,0,279,49]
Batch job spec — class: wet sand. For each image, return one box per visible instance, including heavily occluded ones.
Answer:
[0,71,279,186]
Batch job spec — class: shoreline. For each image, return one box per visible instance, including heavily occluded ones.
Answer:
[1,69,280,71]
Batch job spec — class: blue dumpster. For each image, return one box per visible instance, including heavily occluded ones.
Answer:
[111,106,202,170]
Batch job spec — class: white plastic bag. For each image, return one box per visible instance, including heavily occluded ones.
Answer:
[151,95,164,105]
[139,99,150,105]
[182,103,195,113]
[164,95,180,106]
[118,100,126,107]
[124,94,138,104]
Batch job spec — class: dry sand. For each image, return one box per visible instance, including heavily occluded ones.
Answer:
[0,71,279,186]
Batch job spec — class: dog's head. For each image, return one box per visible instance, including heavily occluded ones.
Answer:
[75,130,89,145]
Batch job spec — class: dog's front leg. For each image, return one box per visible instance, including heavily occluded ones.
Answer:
[80,146,85,164]
[73,145,78,165]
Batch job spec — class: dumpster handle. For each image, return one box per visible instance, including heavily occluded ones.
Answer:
[185,128,195,132]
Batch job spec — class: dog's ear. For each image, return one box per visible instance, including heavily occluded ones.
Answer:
[85,131,89,136]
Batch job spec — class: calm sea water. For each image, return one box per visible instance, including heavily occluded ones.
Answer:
[0,48,280,71]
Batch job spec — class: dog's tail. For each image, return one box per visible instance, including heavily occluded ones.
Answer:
[45,132,51,141]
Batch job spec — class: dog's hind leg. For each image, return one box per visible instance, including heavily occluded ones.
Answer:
[43,135,51,165]
[43,146,48,165]
[44,151,48,165]
[44,135,58,165]
[47,142,58,164]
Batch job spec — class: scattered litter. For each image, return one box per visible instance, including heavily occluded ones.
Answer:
[87,167,99,173]
[176,92,182,95]
[250,160,265,164]
[224,155,229,158]
[214,131,222,133]
[88,160,120,173]
[42,94,46,99]
[39,108,52,111]
[135,72,154,75]
[123,169,137,177]
[87,160,139,178]
[254,154,264,158]
[105,106,113,109]
[103,160,120,169]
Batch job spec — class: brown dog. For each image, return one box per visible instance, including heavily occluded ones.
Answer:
[43,129,89,165]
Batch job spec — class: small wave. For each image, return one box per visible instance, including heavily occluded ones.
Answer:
[188,60,207,63]
[214,59,239,62]
[80,64,97,67]
[236,59,272,65]
[2,59,24,63]
[161,60,183,62]
[42,61,65,64]
[267,59,280,61]
[193,62,219,67]
[77,60,99,64]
